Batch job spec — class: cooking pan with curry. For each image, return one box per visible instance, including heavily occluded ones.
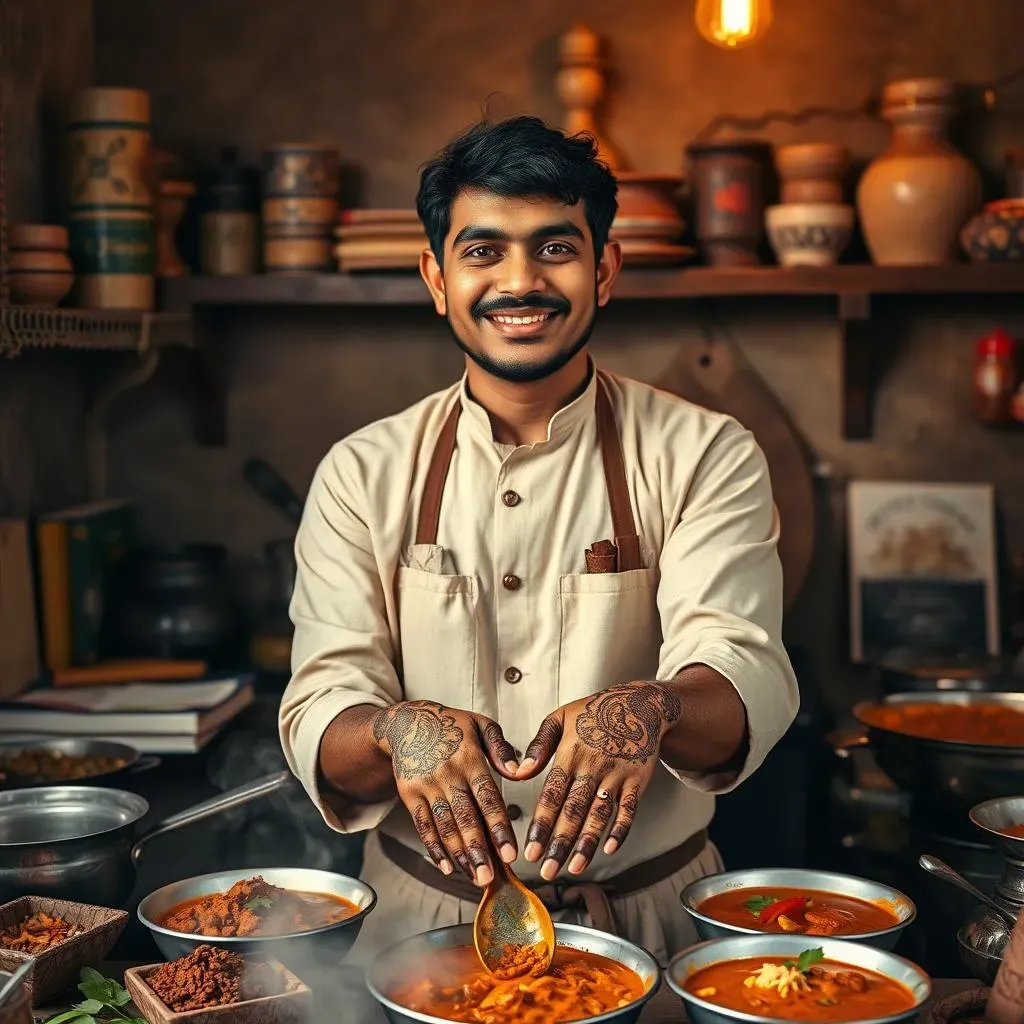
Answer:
[0,737,160,790]
[835,692,1024,830]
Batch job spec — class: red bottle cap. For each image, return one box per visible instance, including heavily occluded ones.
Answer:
[977,327,1016,358]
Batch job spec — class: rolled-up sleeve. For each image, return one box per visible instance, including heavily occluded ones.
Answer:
[656,419,799,794]
[279,444,401,833]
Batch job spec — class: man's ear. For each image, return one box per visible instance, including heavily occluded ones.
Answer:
[420,247,446,316]
[596,239,622,307]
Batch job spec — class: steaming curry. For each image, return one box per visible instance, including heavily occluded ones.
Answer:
[685,947,917,1022]
[388,945,646,1024]
[859,702,1024,746]
[698,887,901,936]
[161,876,360,937]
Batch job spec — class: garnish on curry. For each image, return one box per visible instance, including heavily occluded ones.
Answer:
[388,945,646,1024]
[160,876,360,937]
[685,946,917,1022]
[859,702,1024,746]
[698,886,901,936]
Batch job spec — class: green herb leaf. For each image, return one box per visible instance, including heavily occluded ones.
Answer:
[73,1000,105,1014]
[743,895,779,918]
[244,896,274,911]
[785,947,825,973]
[45,1011,91,1024]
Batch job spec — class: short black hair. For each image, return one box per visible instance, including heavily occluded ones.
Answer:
[416,115,618,266]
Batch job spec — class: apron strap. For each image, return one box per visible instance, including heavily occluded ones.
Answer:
[595,371,642,572]
[415,370,642,567]
[415,399,461,546]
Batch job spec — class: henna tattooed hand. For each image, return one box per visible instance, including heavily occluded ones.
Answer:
[515,682,682,880]
[371,700,520,886]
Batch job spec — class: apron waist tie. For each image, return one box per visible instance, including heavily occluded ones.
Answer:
[377,828,707,938]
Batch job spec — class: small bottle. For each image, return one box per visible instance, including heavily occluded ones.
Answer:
[973,328,1017,426]
[198,146,261,276]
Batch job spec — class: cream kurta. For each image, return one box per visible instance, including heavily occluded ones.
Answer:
[279,362,799,972]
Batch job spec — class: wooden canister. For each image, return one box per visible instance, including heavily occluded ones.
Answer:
[67,87,155,309]
[8,224,74,306]
[262,144,339,274]
[199,146,261,276]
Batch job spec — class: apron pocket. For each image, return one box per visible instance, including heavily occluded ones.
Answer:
[557,568,660,704]
[397,565,479,708]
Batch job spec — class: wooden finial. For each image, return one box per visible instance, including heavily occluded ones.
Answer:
[555,24,623,170]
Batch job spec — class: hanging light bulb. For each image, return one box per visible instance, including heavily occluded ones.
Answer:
[695,0,773,49]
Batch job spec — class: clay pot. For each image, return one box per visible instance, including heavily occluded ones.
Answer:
[686,138,773,266]
[765,203,855,266]
[8,224,74,306]
[857,78,982,265]
[776,143,849,204]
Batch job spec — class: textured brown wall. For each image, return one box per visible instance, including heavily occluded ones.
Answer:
[90,0,1024,704]
[0,0,94,517]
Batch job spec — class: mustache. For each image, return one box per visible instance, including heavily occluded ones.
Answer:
[471,292,571,320]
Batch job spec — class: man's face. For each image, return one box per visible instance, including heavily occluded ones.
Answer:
[421,189,621,384]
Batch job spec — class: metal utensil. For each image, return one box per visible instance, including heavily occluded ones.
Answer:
[368,922,661,1024]
[919,854,1018,927]
[0,736,160,789]
[667,933,931,1024]
[137,866,377,971]
[958,914,1009,986]
[0,961,33,1014]
[0,770,291,905]
[680,866,917,950]
[970,795,1024,861]
[473,848,555,977]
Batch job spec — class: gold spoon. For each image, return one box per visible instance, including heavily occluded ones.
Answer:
[473,837,555,980]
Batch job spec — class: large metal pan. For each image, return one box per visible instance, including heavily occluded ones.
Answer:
[0,736,160,789]
[0,770,290,906]
[836,692,1024,830]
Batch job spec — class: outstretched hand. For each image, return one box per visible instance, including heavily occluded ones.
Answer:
[515,682,682,879]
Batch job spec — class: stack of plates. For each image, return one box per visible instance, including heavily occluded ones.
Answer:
[334,209,429,271]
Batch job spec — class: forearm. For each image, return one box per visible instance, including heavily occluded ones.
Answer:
[318,704,396,804]
[659,664,748,773]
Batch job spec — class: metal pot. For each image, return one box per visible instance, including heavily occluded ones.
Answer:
[367,922,661,1024]
[834,691,1024,833]
[0,737,160,789]
[0,770,289,906]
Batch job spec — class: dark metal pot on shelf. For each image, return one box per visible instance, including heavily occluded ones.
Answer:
[103,544,239,663]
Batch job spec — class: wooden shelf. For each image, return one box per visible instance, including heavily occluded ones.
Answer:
[159,264,1024,311]
[0,307,191,357]
[156,265,1024,446]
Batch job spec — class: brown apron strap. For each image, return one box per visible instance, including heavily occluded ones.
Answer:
[594,371,642,572]
[415,399,461,546]
[377,828,707,938]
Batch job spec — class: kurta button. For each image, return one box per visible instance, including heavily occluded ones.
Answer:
[504,666,522,684]
[502,573,521,591]
[507,804,523,821]
[501,490,521,507]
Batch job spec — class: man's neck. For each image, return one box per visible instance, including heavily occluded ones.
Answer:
[465,353,592,445]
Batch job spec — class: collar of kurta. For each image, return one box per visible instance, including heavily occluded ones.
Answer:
[457,356,600,447]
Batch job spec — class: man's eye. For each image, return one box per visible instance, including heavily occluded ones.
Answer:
[541,243,574,257]
[467,245,497,258]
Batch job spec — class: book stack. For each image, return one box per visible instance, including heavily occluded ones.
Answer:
[334,209,428,271]
[0,676,254,754]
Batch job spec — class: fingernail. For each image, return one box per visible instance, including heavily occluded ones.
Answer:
[540,858,559,881]
[439,859,453,876]
[517,758,536,776]
[505,760,520,773]
[500,843,517,863]
[568,853,587,874]
[475,864,493,886]
[603,838,619,856]
[525,842,543,861]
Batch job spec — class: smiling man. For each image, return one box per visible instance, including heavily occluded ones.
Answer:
[280,116,799,967]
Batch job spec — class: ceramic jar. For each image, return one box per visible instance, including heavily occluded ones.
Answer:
[8,225,74,305]
[857,78,981,266]
[686,138,772,266]
[199,146,261,275]
[776,143,849,204]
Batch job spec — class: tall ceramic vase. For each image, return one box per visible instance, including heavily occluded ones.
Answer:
[857,78,981,266]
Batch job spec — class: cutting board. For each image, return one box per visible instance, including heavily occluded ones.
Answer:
[656,339,816,612]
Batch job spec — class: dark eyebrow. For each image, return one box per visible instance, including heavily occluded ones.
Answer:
[451,219,586,248]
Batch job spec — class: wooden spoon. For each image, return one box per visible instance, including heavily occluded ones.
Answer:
[473,840,555,980]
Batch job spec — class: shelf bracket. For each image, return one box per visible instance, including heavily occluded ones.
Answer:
[838,292,873,440]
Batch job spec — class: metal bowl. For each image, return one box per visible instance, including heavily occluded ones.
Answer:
[680,868,916,950]
[367,922,661,1024]
[0,736,159,789]
[957,911,1009,987]
[969,795,1024,860]
[137,867,376,971]
[667,934,932,1024]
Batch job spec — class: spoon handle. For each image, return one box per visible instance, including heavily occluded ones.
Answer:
[918,853,1018,927]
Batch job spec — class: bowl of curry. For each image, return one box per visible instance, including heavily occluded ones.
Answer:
[137,868,376,970]
[367,921,660,1024]
[668,934,931,1024]
[681,869,915,950]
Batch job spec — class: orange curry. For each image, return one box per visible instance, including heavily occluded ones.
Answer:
[1000,823,1024,839]
[161,876,359,937]
[685,948,916,1022]
[859,702,1024,746]
[389,945,646,1024]
[698,887,901,936]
